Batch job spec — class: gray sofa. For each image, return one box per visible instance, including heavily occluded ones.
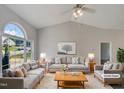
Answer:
[94,62,123,86]
[48,56,90,73]
[0,62,45,89]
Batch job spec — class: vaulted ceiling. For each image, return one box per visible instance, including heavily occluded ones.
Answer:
[5,4,124,29]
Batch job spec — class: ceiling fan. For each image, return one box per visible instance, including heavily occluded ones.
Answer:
[65,4,96,19]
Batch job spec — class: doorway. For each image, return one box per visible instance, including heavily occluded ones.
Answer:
[100,42,112,65]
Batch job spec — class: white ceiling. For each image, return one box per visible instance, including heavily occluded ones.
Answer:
[5,4,124,29]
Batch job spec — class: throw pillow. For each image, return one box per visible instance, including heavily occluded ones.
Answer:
[21,67,27,77]
[55,57,61,64]
[79,57,85,64]
[23,63,31,71]
[72,57,79,64]
[30,62,39,70]
[112,63,120,70]
[50,58,55,64]
[75,57,79,64]
[103,63,112,70]
[85,58,89,67]
[8,69,16,77]
[61,57,67,64]
[15,69,24,77]
[67,57,72,64]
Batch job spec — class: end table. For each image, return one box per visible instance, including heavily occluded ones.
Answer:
[88,62,96,72]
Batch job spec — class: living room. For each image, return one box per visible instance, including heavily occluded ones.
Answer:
[0,4,124,89]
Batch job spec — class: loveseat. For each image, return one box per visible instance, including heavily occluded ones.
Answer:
[0,61,45,89]
[94,62,123,86]
[48,56,90,73]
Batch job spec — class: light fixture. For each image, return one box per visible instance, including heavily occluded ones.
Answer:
[73,7,83,19]
[40,53,46,59]
[40,53,46,62]
[88,53,95,62]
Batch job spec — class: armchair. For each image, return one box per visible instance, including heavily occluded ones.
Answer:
[94,62,123,86]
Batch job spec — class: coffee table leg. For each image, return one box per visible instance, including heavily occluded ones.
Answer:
[82,81,84,89]
[57,81,59,89]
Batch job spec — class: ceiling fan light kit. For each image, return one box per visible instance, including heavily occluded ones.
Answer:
[73,7,83,18]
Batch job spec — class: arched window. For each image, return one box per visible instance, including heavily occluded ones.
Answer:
[2,23,32,69]
[4,23,25,38]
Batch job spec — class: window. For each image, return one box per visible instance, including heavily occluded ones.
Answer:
[2,23,33,69]
[4,23,25,38]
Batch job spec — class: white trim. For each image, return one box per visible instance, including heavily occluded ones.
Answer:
[99,41,112,65]
[0,32,2,77]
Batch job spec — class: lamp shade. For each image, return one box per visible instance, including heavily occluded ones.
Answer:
[40,53,46,59]
[88,53,95,60]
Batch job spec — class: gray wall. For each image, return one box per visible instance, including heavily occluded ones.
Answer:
[38,21,124,64]
[0,5,38,77]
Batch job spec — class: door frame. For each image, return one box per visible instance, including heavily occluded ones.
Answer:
[99,41,112,65]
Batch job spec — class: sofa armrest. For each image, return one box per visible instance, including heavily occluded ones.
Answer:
[94,65,103,70]
[0,77,24,89]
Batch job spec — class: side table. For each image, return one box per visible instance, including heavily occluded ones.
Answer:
[88,62,96,72]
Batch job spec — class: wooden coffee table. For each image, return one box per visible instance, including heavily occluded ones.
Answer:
[54,71,88,89]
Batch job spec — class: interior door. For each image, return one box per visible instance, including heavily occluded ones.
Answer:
[100,42,111,65]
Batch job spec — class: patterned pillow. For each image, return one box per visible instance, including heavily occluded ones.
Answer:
[30,62,39,70]
[72,57,79,64]
[8,69,16,77]
[55,57,61,64]
[23,63,31,71]
[103,63,112,70]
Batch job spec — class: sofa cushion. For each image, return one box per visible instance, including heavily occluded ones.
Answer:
[61,57,67,64]
[49,64,65,69]
[30,62,39,70]
[23,63,31,71]
[67,57,72,64]
[27,68,45,75]
[24,74,40,89]
[68,64,89,70]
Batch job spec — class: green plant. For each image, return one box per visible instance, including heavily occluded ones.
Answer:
[117,48,124,63]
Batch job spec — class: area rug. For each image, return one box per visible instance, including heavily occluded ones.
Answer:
[36,73,112,89]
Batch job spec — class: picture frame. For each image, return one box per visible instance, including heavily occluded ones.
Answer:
[57,42,76,55]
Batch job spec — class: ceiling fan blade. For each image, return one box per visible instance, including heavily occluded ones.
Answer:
[83,7,96,13]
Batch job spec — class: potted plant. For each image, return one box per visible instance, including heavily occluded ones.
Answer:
[61,64,68,74]
[117,48,124,63]
[117,48,124,72]
[2,44,10,70]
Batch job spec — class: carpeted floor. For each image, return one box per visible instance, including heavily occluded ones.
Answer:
[36,73,112,89]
